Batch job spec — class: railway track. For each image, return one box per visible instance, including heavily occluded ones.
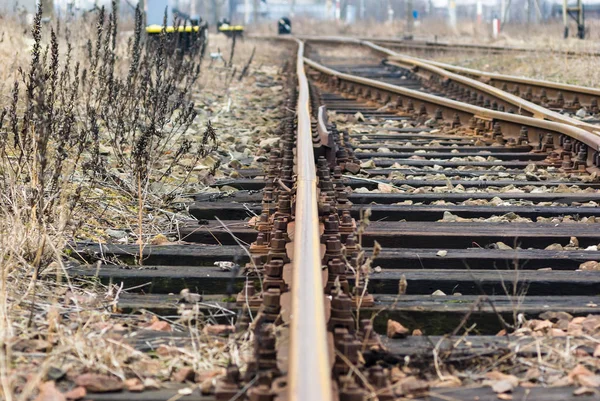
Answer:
[365,37,600,58]
[397,56,600,117]
[303,37,600,133]
[66,38,600,400]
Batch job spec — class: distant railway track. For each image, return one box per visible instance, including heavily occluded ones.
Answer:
[395,54,600,118]
[367,37,600,58]
[67,38,600,400]
[303,37,600,134]
[376,42,600,126]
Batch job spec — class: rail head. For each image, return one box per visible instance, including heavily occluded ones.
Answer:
[288,39,333,401]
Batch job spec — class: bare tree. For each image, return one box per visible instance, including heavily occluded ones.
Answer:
[407,0,414,33]
[210,0,226,24]
[253,0,259,23]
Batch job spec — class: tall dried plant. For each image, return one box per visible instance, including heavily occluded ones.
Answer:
[1,1,217,266]
[0,2,218,397]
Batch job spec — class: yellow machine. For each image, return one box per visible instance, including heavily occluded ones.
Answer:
[143,0,207,50]
[145,24,203,34]
[145,23,207,53]
[217,19,244,38]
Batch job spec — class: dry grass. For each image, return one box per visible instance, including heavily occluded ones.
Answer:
[0,17,30,104]
[0,7,292,399]
[0,216,253,397]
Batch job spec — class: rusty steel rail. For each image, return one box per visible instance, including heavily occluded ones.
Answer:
[372,45,600,134]
[301,36,600,136]
[304,56,600,167]
[288,39,333,401]
[310,36,600,105]
[291,34,600,57]
[366,37,600,57]
[252,34,600,57]
[398,55,600,107]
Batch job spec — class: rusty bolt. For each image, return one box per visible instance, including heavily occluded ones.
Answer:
[215,365,241,401]
[468,117,477,130]
[452,113,461,128]
[243,281,256,297]
[324,237,343,259]
[236,305,252,333]
[395,96,403,108]
[255,324,278,371]
[369,365,387,388]
[492,123,505,145]
[265,260,284,278]
[326,258,350,295]
[359,319,379,348]
[574,148,587,171]
[340,211,354,234]
[248,384,274,401]
[563,137,573,153]
[519,127,529,145]
[262,288,281,308]
[256,233,267,246]
[262,190,274,203]
[324,214,340,235]
[328,292,355,332]
[269,231,286,252]
[562,153,573,170]
[338,376,366,401]
[273,217,288,234]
